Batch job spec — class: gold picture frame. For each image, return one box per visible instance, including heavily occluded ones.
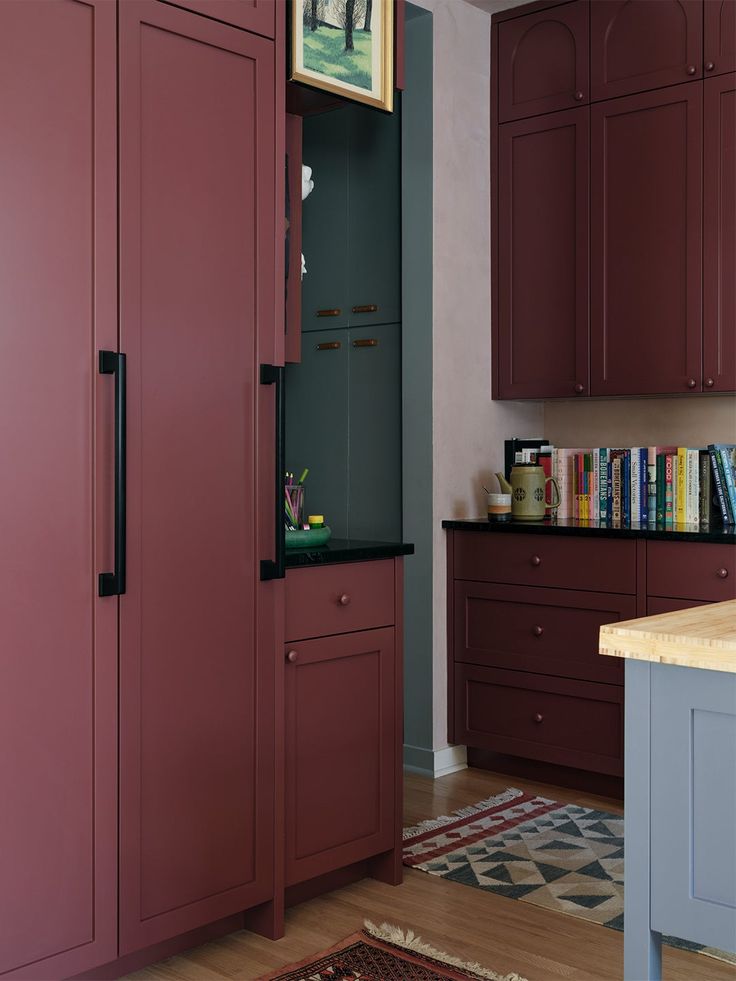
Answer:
[290,0,394,113]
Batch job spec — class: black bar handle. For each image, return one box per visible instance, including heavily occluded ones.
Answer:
[99,351,126,596]
[260,364,286,581]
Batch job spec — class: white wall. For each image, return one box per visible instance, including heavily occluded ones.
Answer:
[410,0,543,770]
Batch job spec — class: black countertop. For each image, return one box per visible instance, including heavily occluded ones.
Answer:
[441,517,736,544]
[285,537,415,568]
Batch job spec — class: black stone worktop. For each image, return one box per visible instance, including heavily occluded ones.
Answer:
[285,538,415,569]
[441,517,736,544]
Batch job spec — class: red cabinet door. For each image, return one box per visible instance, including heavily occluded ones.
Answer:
[497,0,589,122]
[496,108,589,399]
[591,0,703,101]
[118,1,278,952]
[285,629,396,887]
[0,2,117,977]
[705,0,736,76]
[704,73,736,392]
[167,0,275,38]
[591,83,703,396]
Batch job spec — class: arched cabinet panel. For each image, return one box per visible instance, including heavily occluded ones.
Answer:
[704,0,736,76]
[497,0,588,122]
[591,0,703,101]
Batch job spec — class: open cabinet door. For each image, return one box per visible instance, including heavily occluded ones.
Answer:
[118,0,279,952]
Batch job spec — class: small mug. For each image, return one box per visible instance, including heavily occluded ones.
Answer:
[487,493,512,522]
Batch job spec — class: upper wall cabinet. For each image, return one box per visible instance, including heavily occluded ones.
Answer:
[703,73,736,392]
[496,108,589,398]
[590,0,703,101]
[590,83,703,396]
[166,0,275,38]
[705,0,736,76]
[497,0,589,122]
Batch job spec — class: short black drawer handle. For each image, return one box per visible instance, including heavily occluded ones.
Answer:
[531,555,542,567]
[533,713,544,724]
[717,568,729,579]
[533,625,544,637]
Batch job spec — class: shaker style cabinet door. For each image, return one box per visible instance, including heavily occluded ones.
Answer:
[166,0,276,38]
[284,628,396,887]
[590,83,702,396]
[704,73,736,392]
[496,108,589,399]
[497,0,589,123]
[590,0,703,101]
[118,1,277,953]
[704,0,736,76]
[0,2,118,977]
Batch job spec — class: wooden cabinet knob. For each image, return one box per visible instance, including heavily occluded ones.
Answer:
[574,382,584,394]
[286,650,298,663]
[705,61,715,72]
[338,593,351,606]
[531,555,542,567]
[686,378,697,388]
[717,568,729,579]
[533,713,544,724]
[533,625,544,637]
[705,377,715,388]
[686,65,697,75]
[574,91,584,101]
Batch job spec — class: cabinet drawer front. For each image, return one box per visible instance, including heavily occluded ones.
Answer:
[286,560,395,641]
[453,532,636,594]
[455,582,629,684]
[454,665,623,776]
[647,541,736,602]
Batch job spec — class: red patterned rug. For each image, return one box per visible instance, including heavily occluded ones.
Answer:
[255,922,526,981]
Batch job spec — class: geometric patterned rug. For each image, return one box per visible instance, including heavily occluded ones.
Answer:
[403,788,736,966]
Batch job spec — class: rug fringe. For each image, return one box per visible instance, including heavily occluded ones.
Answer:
[364,921,528,981]
[402,788,524,841]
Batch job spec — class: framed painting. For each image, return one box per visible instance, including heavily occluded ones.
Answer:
[291,0,394,112]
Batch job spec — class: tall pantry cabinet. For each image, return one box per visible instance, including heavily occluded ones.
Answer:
[0,0,282,976]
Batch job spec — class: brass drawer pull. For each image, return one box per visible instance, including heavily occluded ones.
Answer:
[352,338,379,348]
[316,341,341,351]
[352,304,378,314]
[316,308,341,317]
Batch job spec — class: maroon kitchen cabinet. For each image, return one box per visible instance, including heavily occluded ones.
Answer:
[704,73,736,392]
[0,2,118,977]
[705,0,736,76]
[496,108,589,398]
[118,0,278,953]
[590,83,703,396]
[166,0,276,38]
[497,0,589,122]
[590,0,703,102]
[284,561,404,891]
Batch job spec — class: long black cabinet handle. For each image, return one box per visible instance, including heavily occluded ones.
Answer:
[260,364,286,582]
[99,351,126,596]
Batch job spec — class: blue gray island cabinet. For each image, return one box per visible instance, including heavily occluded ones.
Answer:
[600,601,736,980]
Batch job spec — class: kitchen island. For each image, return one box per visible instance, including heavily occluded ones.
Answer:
[600,601,736,980]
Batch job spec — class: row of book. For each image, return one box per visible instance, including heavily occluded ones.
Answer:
[504,437,736,526]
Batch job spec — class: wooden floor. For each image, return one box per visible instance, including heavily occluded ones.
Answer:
[127,768,735,981]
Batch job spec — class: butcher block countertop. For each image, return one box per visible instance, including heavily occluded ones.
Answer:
[600,599,736,674]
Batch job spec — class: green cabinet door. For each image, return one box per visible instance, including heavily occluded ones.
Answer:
[301,110,349,332]
[348,324,402,541]
[347,106,401,329]
[285,329,349,536]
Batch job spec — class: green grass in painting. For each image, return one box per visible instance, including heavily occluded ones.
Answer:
[303,24,372,91]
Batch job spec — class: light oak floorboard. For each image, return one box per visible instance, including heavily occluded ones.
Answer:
[126,768,734,981]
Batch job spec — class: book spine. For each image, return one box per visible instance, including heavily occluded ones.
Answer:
[647,447,657,525]
[540,451,553,516]
[710,447,730,524]
[718,447,736,522]
[607,458,613,522]
[623,451,631,525]
[592,449,599,522]
[676,447,687,523]
[699,450,712,525]
[600,449,608,523]
[631,449,640,526]
[639,448,647,523]
[656,454,665,523]
[686,449,699,525]
[665,453,675,524]
[612,456,622,523]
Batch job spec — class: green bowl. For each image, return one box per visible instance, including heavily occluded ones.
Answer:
[285,526,332,549]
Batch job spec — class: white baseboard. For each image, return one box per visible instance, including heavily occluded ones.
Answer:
[403,743,467,779]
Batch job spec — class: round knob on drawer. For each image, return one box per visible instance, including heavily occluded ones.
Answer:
[574,382,584,394]
[286,650,299,663]
[533,713,544,724]
[686,64,697,75]
[705,377,715,388]
[531,555,542,567]
[705,61,715,72]
[574,90,584,101]
[717,568,729,579]
[338,593,351,606]
[533,625,544,637]
[686,378,697,389]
